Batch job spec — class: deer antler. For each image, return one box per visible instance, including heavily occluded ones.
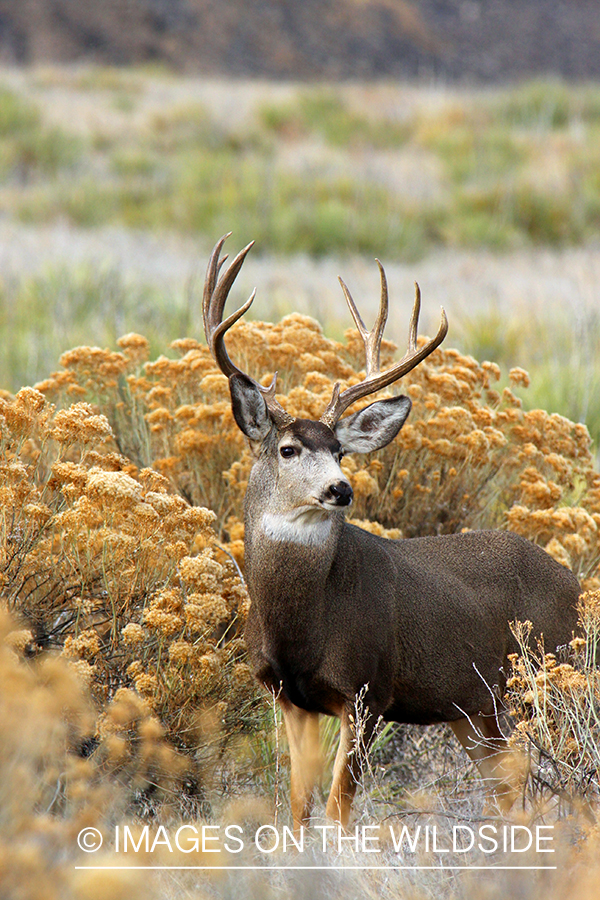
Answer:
[319,261,448,429]
[203,234,295,428]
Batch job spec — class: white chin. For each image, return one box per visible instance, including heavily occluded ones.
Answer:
[261,509,333,545]
[320,500,351,511]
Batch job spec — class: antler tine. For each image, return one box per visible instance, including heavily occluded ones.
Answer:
[202,232,230,327]
[203,234,294,428]
[338,259,389,379]
[407,282,421,355]
[338,277,368,339]
[203,237,256,378]
[374,259,389,358]
[320,262,448,429]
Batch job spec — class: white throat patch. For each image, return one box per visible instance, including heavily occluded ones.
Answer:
[261,508,333,546]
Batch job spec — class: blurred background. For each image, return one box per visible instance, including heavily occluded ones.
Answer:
[0,0,599,447]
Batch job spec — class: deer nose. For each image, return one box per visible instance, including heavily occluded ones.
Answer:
[328,480,353,507]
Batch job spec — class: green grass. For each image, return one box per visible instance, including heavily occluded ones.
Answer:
[15,150,439,259]
[0,86,83,178]
[260,89,412,148]
[418,123,526,184]
[109,147,160,178]
[0,266,198,392]
[0,86,40,136]
[491,79,600,129]
[445,183,590,248]
[456,305,600,455]
[3,74,600,260]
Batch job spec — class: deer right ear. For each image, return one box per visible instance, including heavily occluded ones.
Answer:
[229,373,273,444]
[334,395,412,453]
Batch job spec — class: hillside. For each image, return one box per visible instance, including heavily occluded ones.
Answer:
[0,0,599,82]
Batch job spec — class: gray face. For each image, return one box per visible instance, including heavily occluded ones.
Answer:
[276,419,353,511]
[229,373,413,543]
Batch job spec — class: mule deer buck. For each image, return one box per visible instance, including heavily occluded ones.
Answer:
[203,234,580,831]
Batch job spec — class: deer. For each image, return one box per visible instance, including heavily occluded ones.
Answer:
[203,234,580,833]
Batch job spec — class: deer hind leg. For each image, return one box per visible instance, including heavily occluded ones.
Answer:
[279,698,321,833]
[325,703,369,830]
[450,713,517,812]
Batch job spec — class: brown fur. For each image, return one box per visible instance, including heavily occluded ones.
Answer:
[242,418,580,830]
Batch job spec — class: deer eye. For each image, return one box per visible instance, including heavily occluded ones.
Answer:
[280,445,297,459]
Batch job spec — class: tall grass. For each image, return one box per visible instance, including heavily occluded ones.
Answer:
[3,74,600,256]
[457,305,600,454]
[0,265,197,392]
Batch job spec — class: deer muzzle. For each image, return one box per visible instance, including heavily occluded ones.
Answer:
[326,480,353,507]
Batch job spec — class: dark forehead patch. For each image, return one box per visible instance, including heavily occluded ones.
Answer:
[282,419,341,453]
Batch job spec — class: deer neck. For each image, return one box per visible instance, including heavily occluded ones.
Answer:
[245,506,343,589]
[244,501,343,681]
[259,506,335,547]
[243,465,344,608]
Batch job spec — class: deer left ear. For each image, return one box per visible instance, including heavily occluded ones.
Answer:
[334,395,412,453]
[229,373,273,444]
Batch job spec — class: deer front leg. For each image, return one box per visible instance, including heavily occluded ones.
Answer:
[325,703,365,830]
[279,698,321,833]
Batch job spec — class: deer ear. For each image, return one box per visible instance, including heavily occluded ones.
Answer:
[334,395,412,453]
[229,374,273,444]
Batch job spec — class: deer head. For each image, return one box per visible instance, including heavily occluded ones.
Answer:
[203,234,448,526]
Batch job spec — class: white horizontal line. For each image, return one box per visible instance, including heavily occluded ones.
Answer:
[75,865,558,871]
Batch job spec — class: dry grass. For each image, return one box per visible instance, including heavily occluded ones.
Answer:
[1,69,600,257]
[507,590,600,815]
[2,309,600,894]
[1,605,600,899]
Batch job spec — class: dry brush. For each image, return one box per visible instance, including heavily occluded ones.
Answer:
[2,315,600,894]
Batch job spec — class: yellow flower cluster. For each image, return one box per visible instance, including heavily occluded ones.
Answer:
[0,385,253,756]
[4,311,600,802]
[506,591,600,808]
[97,685,188,787]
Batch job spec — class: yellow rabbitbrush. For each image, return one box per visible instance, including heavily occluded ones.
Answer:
[1,250,600,808]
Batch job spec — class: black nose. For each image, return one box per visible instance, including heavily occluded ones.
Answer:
[328,481,353,507]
